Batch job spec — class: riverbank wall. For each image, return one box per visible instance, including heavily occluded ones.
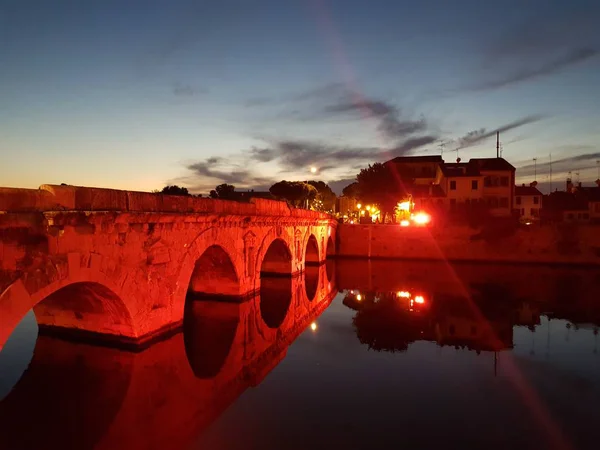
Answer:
[336,223,600,266]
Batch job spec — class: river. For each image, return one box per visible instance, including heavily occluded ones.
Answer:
[1,260,599,450]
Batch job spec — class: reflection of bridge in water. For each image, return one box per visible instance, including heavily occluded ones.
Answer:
[0,263,335,450]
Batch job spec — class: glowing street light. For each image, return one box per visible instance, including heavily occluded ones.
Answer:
[357,203,362,209]
[366,205,371,211]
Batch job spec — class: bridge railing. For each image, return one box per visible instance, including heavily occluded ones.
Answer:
[0,185,333,220]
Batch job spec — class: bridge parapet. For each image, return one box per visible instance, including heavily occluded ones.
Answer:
[0,184,332,220]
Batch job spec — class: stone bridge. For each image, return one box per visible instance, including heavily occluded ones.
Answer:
[0,184,337,350]
[0,262,336,450]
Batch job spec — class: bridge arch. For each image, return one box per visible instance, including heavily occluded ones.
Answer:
[305,234,320,266]
[258,238,293,329]
[258,237,293,277]
[0,269,136,351]
[186,245,240,300]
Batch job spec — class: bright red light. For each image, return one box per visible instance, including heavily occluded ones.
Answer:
[413,212,431,225]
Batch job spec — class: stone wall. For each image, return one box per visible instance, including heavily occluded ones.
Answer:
[337,223,600,265]
[0,184,330,220]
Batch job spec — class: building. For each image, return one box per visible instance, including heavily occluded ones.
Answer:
[437,160,484,213]
[470,158,516,216]
[514,184,543,221]
[385,156,516,217]
[385,155,443,185]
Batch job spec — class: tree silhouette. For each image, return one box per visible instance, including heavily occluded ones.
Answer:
[269,181,317,208]
[161,185,190,196]
[356,163,406,214]
[342,182,359,198]
[209,183,237,200]
[307,180,337,211]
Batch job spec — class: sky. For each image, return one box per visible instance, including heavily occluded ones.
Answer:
[1,0,599,195]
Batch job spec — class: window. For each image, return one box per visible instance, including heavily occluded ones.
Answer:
[484,176,492,187]
[499,197,509,208]
[531,208,539,217]
[516,196,521,205]
[450,180,456,190]
[521,208,525,215]
[533,196,539,205]
[471,180,478,190]
[500,176,509,186]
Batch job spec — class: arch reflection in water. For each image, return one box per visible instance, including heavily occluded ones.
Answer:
[183,300,241,378]
[304,265,320,302]
[0,263,337,450]
[260,277,293,329]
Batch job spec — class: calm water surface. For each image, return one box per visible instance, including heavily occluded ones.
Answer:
[1,260,599,450]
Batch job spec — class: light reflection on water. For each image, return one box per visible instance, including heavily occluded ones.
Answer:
[1,262,600,450]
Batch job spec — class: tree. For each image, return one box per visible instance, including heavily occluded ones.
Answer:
[307,180,337,212]
[356,163,406,214]
[209,183,237,200]
[161,185,190,196]
[269,181,317,208]
[342,182,359,198]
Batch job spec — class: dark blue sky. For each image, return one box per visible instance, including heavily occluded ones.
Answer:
[1,0,599,193]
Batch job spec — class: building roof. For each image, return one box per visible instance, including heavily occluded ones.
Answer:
[515,185,542,196]
[544,191,588,211]
[440,162,481,177]
[387,155,444,164]
[579,186,600,202]
[470,158,515,171]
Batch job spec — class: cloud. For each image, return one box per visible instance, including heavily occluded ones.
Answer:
[389,136,439,156]
[516,152,600,178]
[172,82,205,97]
[471,48,598,91]
[466,9,600,91]
[454,115,545,150]
[183,157,274,191]
[245,82,348,107]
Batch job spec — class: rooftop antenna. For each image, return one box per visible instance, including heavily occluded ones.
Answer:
[533,158,537,182]
[438,142,445,158]
[596,160,599,179]
[549,153,553,192]
[496,131,500,158]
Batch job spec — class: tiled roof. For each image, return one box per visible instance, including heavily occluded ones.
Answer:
[515,185,542,196]
[470,158,515,171]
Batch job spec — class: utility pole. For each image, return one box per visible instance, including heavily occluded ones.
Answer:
[533,158,537,181]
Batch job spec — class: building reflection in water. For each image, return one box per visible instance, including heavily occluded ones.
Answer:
[337,260,600,356]
[0,263,335,450]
